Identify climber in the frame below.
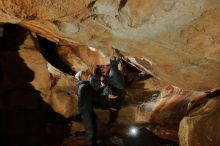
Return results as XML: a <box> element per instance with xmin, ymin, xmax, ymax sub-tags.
<box><xmin>108</xmin><ymin>56</ymin><xmax>125</xmax><ymax>91</ymax></box>
<box><xmin>88</xmin><ymin>65</ymin><xmax>102</xmax><ymax>91</ymax></box>
<box><xmin>75</xmin><ymin>70</ymin><xmax>100</xmax><ymax>146</ymax></box>
<box><xmin>77</xmin><ymin>56</ymin><xmax>124</xmax><ymax>125</ymax></box>
<box><xmin>107</xmin><ymin>56</ymin><xmax>125</xmax><ymax>124</ymax></box>
<box><xmin>96</xmin><ymin>56</ymin><xmax>125</xmax><ymax>124</ymax></box>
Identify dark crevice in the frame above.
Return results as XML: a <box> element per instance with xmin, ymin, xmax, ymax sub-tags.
<box><xmin>37</xmin><ymin>35</ymin><xmax>75</xmax><ymax>76</ymax></box>
<box><xmin>88</xmin><ymin>0</ymin><xmax>96</xmax><ymax>9</ymax></box>
<box><xmin>122</xmin><ymin>59</ymin><xmax>141</xmax><ymax>73</ymax></box>
<box><xmin>118</xmin><ymin>0</ymin><xmax>127</xmax><ymax>11</ymax></box>
<box><xmin>205</xmin><ymin>90</ymin><xmax>220</xmax><ymax>98</ymax></box>
<box><xmin>1</xmin><ymin>23</ymin><xmax>28</xmax><ymax>52</ymax></box>
<box><xmin>122</xmin><ymin>59</ymin><xmax>152</xmax><ymax>84</ymax></box>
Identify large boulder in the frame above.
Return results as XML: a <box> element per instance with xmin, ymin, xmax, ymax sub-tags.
<box><xmin>148</xmin><ymin>86</ymin><xmax>205</xmax><ymax>123</ymax></box>
<box><xmin>0</xmin><ymin>29</ymin><xmax>77</xmax><ymax>117</ymax></box>
<box><xmin>179</xmin><ymin>93</ymin><xmax>220</xmax><ymax>146</ymax></box>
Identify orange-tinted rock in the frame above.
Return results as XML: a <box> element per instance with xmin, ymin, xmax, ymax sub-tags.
<box><xmin>57</xmin><ymin>45</ymin><xmax>110</xmax><ymax>72</ymax></box>
<box><xmin>0</xmin><ymin>31</ymin><xmax>77</xmax><ymax>117</ymax></box>
<box><xmin>148</xmin><ymin>86</ymin><xmax>206</xmax><ymax>124</ymax></box>
<box><xmin>0</xmin><ymin>1</ymin><xmax>220</xmax><ymax>145</ymax></box>
<box><xmin>179</xmin><ymin>94</ymin><xmax>220</xmax><ymax>146</ymax></box>
<box><xmin>0</xmin><ymin>0</ymin><xmax>219</xmax><ymax>90</ymax></box>
<box><xmin>48</xmin><ymin>74</ymin><xmax>77</xmax><ymax>118</ymax></box>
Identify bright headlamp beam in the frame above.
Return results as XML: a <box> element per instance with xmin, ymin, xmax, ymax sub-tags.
<box><xmin>129</xmin><ymin>126</ymin><xmax>138</xmax><ymax>136</ymax></box>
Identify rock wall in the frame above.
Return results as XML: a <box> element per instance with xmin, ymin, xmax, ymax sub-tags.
<box><xmin>0</xmin><ymin>1</ymin><xmax>220</xmax><ymax>146</ymax></box>
<box><xmin>19</xmin><ymin>37</ymin><xmax>77</xmax><ymax>118</ymax></box>
<box><xmin>138</xmin><ymin>86</ymin><xmax>220</xmax><ymax>145</ymax></box>
<box><xmin>0</xmin><ymin>25</ymin><xmax>77</xmax><ymax>118</ymax></box>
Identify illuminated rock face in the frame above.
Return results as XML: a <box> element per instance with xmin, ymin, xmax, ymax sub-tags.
<box><xmin>0</xmin><ymin>32</ymin><xmax>77</xmax><ymax>118</ymax></box>
<box><xmin>140</xmin><ymin>86</ymin><xmax>220</xmax><ymax>144</ymax></box>
<box><xmin>0</xmin><ymin>0</ymin><xmax>219</xmax><ymax>91</ymax></box>
<box><xmin>179</xmin><ymin>94</ymin><xmax>220</xmax><ymax>146</ymax></box>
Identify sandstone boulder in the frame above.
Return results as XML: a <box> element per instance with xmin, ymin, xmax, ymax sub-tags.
<box><xmin>179</xmin><ymin>93</ymin><xmax>220</xmax><ymax>146</ymax></box>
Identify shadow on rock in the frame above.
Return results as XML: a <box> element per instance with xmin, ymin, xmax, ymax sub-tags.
<box><xmin>0</xmin><ymin>23</ymin><xmax>71</xmax><ymax>146</ymax></box>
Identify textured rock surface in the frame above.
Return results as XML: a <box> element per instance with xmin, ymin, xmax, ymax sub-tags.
<box><xmin>148</xmin><ymin>86</ymin><xmax>206</xmax><ymax>124</ymax></box>
<box><xmin>179</xmin><ymin>93</ymin><xmax>220</xmax><ymax>146</ymax></box>
<box><xmin>0</xmin><ymin>0</ymin><xmax>219</xmax><ymax>91</ymax></box>
<box><xmin>56</xmin><ymin>45</ymin><xmax>110</xmax><ymax>72</ymax></box>
<box><xmin>0</xmin><ymin>1</ymin><xmax>220</xmax><ymax>146</ymax></box>
<box><xmin>139</xmin><ymin>86</ymin><xmax>220</xmax><ymax>145</ymax></box>
<box><xmin>19</xmin><ymin>39</ymin><xmax>77</xmax><ymax>118</ymax></box>
<box><xmin>0</xmin><ymin>30</ymin><xmax>77</xmax><ymax>118</ymax></box>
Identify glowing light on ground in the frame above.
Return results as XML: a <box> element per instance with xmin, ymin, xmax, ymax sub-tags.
<box><xmin>129</xmin><ymin>126</ymin><xmax>138</xmax><ymax>136</ymax></box>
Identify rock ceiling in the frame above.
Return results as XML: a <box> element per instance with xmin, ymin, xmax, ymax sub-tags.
<box><xmin>0</xmin><ymin>0</ymin><xmax>220</xmax><ymax>91</ymax></box>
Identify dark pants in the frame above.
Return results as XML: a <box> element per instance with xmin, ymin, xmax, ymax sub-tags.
<box><xmin>95</xmin><ymin>95</ymin><xmax>123</xmax><ymax>110</ymax></box>
<box><xmin>94</xmin><ymin>95</ymin><xmax>122</xmax><ymax>124</ymax></box>
<box><xmin>108</xmin><ymin>109</ymin><xmax>119</xmax><ymax>124</ymax></box>
<box><xmin>80</xmin><ymin>111</ymin><xmax>99</xmax><ymax>146</ymax></box>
